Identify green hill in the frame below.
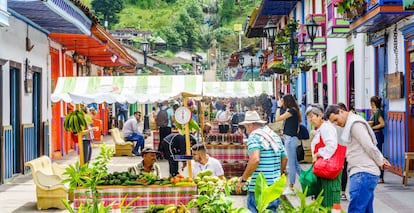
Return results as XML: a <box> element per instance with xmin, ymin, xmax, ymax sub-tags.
<box><xmin>83</xmin><ymin>0</ymin><xmax>260</xmax><ymax>54</ymax></box>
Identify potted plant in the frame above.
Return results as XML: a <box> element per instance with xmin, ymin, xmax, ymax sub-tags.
<box><xmin>60</xmin><ymin>144</ymin><xmax>141</xmax><ymax>213</ymax></box>
<box><xmin>337</xmin><ymin>0</ymin><xmax>367</xmax><ymax>19</ymax></box>
<box><xmin>268</xmin><ymin>62</ymin><xmax>287</xmax><ymax>74</ymax></box>
<box><xmin>298</xmin><ymin>60</ymin><xmax>312</xmax><ymax>72</ymax></box>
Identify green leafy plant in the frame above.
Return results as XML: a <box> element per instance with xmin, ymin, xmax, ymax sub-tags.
<box><xmin>255</xmin><ymin>173</ymin><xmax>286</xmax><ymax>213</ymax></box>
<box><xmin>61</xmin><ymin>144</ymin><xmax>128</xmax><ymax>213</ymax></box>
<box><xmin>278</xmin><ymin>188</ymin><xmax>328</xmax><ymax>213</ymax></box>
<box><xmin>187</xmin><ymin>177</ymin><xmax>249</xmax><ymax>213</ymax></box>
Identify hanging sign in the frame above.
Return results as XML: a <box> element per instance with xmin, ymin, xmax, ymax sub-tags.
<box><xmin>386</xmin><ymin>72</ymin><xmax>404</xmax><ymax>99</ymax></box>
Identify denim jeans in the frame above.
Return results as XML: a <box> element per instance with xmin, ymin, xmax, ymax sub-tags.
<box><xmin>125</xmin><ymin>133</ymin><xmax>145</xmax><ymax>153</ymax></box>
<box><xmin>284</xmin><ymin>135</ymin><xmax>301</xmax><ymax>185</ymax></box>
<box><xmin>348</xmin><ymin>172</ymin><xmax>379</xmax><ymax>213</ymax></box>
<box><xmin>247</xmin><ymin>192</ymin><xmax>280</xmax><ymax>213</ymax></box>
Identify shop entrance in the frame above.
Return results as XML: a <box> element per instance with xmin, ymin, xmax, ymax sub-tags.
<box><xmin>407</xmin><ymin>52</ymin><xmax>414</xmax><ymax>152</ymax></box>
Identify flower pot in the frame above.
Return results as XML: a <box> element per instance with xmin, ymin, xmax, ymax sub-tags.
<box><xmin>357</xmin><ymin>3</ymin><xmax>367</xmax><ymax>15</ymax></box>
<box><xmin>300</xmin><ymin>65</ymin><xmax>312</xmax><ymax>72</ymax></box>
<box><xmin>268</xmin><ymin>67</ymin><xmax>287</xmax><ymax>74</ymax></box>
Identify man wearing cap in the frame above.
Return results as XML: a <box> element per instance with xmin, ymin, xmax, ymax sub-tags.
<box><xmin>235</xmin><ymin>111</ymin><xmax>287</xmax><ymax>213</ymax></box>
<box><xmin>128</xmin><ymin>147</ymin><xmax>161</xmax><ymax>179</ymax></box>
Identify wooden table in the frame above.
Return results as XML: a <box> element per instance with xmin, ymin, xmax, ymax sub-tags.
<box><xmin>74</xmin><ymin>185</ymin><xmax>197</xmax><ymax>212</ymax></box>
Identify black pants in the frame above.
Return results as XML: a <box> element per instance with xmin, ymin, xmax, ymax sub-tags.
<box><xmin>341</xmin><ymin>159</ymin><xmax>348</xmax><ymax>192</ymax></box>
<box><xmin>375</xmin><ymin>131</ymin><xmax>385</xmax><ymax>179</ymax></box>
<box><xmin>82</xmin><ymin>140</ymin><xmax>92</xmax><ymax>164</ymax></box>
<box><xmin>158</xmin><ymin>126</ymin><xmax>172</xmax><ymax>158</ymax></box>
<box><xmin>218</xmin><ymin>124</ymin><xmax>229</xmax><ymax>133</ymax></box>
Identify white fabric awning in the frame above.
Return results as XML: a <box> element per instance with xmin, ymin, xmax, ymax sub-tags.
<box><xmin>51</xmin><ymin>75</ymin><xmax>203</xmax><ymax>104</ymax></box>
<box><xmin>203</xmin><ymin>81</ymin><xmax>273</xmax><ymax>98</ymax></box>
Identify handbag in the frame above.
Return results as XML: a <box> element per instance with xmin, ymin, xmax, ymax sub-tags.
<box><xmin>297</xmin><ymin>124</ymin><xmax>310</xmax><ymax>140</ymax></box>
<box><xmin>296</xmin><ymin>141</ymin><xmax>305</xmax><ymax>162</ymax></box>
<box><xmin>299</xmin><ymin>164</ymin><xmax>318</xmax><ymax>196</ymax></box>
<box><xmin>313</xmin><ymin>136</ymin><xmax>347</xmax><ymax>180</ymax></box>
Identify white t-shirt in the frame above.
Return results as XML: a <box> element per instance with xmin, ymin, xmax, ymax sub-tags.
<box><xmin>192</xmin><ymin>156</ymin><xmax>224</xmax><ymax>178</ymax></box>
<box><xmin>216</xmin><ymin>110</ymin><xmax>230</xmax><ymax>124</ymax></box>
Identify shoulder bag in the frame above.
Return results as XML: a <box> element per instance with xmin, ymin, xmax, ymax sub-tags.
<box><xmin>313</xmin><ymin>136</ymin><xmax>347</xmax><ymax>180</ymax></box>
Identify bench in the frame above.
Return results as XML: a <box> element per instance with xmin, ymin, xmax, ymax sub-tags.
<box><xmin>109</xmin><ymin>128</ymin><xmax>134</xmax><ymax>156</ymax></box>
<box><xmin>25</xmin><ymin>156</ymin><xmax>70</xmax><ymax>210</ymax></box>
<box><xmin>403</xmin><ymin>152</ymin><xmax>414</xmax><ymax>186</ymax></box>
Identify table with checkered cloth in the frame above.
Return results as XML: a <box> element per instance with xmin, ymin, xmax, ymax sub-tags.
<box><xmin>206</xmin><ymin>144</ymin><xmax>248</xmax><ymax>162</ymax></box>
<box><xmin>206</xmin><ymin>144</ymin><xmax>248</xmax><ymax>178</ymax></box>
<box><xmin>74</xmin><ymin>185</ymin><xmax>197</xmax><ymax>212</ymax></box>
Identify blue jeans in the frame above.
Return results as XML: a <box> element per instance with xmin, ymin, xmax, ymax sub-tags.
<box><xmin>247</xmin><ymin>192</ymin><xmax>280</xmax><ymax>213</ymax></box>
<box><xmin>348</xmin><ymin>172</ymin><xmax>379</xmax><ymax>213</ymax></box>
<box><xmin>284</xmin><ymin>135</ymin><xmax>301</xmax><ymax>185</ymax></box>
<box><xmin>125</xmin><ymin>133</ymin><xmax>145</xmax><ymax>153</ymax></box>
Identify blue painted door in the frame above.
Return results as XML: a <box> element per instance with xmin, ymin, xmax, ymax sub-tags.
<box><xmin>33</xmin><ymin>72</ymin><xmax>41</xmax><ymax>156</ymax></box>
<box><xmin>377</xmin><ymin>45</ymin><xmax>389</xmax><ymax>156</ymax></box>
<box><xmin>10</xmin><ymin>67</ymin><xmax>21</xmax><ymax>174</ymax></box>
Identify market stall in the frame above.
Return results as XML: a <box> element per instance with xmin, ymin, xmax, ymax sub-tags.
<box><xmin>202</xmin><ymin>80</ymin><xmax>273</xmax><ymax>178</ymax></box>
<box><xmin>73</xmin><ymin>185</ymin><xmax>197</xmax><ymax>212</ymax></box>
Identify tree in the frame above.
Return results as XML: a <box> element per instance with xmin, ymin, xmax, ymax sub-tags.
<box><xmin>91</xmin><ymin>0</ymin><xmax>124</xmax><ymax>29</ymax></box>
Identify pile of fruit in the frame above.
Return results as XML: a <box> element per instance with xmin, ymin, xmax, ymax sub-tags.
<box><xmin>226</xmin><ymin>177</ymin><xmax>248</xmax><ymax>195</ymax></box>
<box><xmin>193</xmin><ymin>170</ymin><xmax>222</xmax><ymax>192</ymax></box>
<box><xmin>63</xmin><ymin>110</ymin><xmax>89</xmax><ymax>133</ymax></box>
<box><xmin>98</xmin><ymin>171</ymin><xmax>197</xmax><ymax>186</ymax></box>
<box><xmin>169</xmin><ymin>174</ymin><xmax>194</xmax><ymax>186</ymax></box>
<box><xmin>144</xmin><ymin>203</ymin><xmax>190</xmax><ymax>213</ymax></box>
<box><xmin>99</xmin><ymin>172</ymin><xmax>170</xmax><ymax>186</ymax></box>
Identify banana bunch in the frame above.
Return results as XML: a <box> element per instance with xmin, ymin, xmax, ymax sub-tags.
<box><xmin>164</xmin><ymin>204</ymin><xmax>190</xmax><ymax>213</ymax></box>
<box><xmin>63</xmin><ymin>110</ymin><xmax>88</xmax><ymax>133</ymax></box>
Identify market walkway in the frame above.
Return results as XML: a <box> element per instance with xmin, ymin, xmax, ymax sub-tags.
<box><xmin>0</xmin><ymin>134</ymin><xmax>413</xmax><ymax>212</ymax></box>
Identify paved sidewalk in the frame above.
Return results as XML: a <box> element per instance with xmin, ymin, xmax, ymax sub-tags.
<box><xmin>0</xmin><ymin>135</ymin><xmax>413</xmax><ymax>212</ymax></box>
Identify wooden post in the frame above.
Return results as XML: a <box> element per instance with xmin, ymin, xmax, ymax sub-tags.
<box><xmin>78</xmin><ymin>132</ymin><xmax>84</xmax><ymax>166</ymax></box>
<box><xmin>182</xmin><ymin>96</ymin><xmax>192</xmax><ymax>179</ymax></box>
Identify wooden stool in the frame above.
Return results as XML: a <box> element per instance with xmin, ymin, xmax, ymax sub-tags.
<box><xmin>403</xmin><ymin>152</ymin><xmax>414</xmax><ymax>186</ymax></box>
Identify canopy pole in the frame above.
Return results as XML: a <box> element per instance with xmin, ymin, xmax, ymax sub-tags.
<box><xmin>182</xmin><ymin>96</ymin><xmax>192</xmax><ymax>179</ymax></box>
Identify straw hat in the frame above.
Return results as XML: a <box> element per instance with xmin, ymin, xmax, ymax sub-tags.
<box><xmin>239</xmin><ymin>111</ymin><xmax>267</xmax><ymax>125</ymax></box>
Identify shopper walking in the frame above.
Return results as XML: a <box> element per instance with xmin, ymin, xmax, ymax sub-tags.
<box><xmin>369</xmin><ymin>96</ymin><xmax>386</xmax><ymax>183</ymax></box>
<box><xmin>236</xmin><ymin>111</ymin><xmax>287</xmax><ymax>213</ymax></box>
<box><xmin>325</xmin><ymin>104</ymin><xmax>391</xmax><ymax>213</ymax></box>
<box><xmin>275</xmin><ymin>94</ymin><xmax>301</xmax><ymax>195</ymax></box>
<box><xmin>306</xmin><ymin>104</ymin><xmax>341</xmax><ymax>208</ymax></box>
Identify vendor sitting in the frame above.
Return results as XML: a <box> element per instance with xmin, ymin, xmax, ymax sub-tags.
<box><xmin>128</xmin><ymin>148</ymin><xmax>161</xmax><ymax>179</ymax></box>
<box><xmin>191</xmin><ymin>144</ymin><xmax>224</xmax><ymax>179</ymax></box>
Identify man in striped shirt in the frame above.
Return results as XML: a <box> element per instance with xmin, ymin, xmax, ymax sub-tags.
<box><xmin>236</xmin><ymin>111</ymin><xmax>287</xmax><ymax>213</ymax></box>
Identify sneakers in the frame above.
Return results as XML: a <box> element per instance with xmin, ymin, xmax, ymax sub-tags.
<box><xmin>132</xmin><ymin>150</ymin><xmax>141</xmax><ymax>156</ymax></box>
<box><xmin>283</xmin><ymin>188</ymin><xmax>295</xmax><ymax>195</ymax></box>
<box><xmin>341</xmin><ymin>194</ymin><xmax>347</xmax><ymax>201</ymax></box>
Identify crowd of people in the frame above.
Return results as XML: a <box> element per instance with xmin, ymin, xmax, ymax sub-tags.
<box><xmin>100</xmin><ymin>93</ymin><xmax>389</xmax><ymax>213</ymax></box>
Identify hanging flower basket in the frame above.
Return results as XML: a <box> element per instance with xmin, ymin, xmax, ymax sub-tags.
<box><xmin>268</xmin><ymin>67</ymin><xmax>287</xmax><ymax>74</ymax></box>
<box><xmin>300</xmin><ymin>65</ymin><xmax>312</xmax><ymax>72</ymax></box>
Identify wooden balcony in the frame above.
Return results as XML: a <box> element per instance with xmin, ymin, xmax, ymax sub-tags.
<box><xmin>327</xmin><ymin>1</ymin><xmax>350</xmax><ymax>37</ymax></box>
<box><xmin>348</xmin><ymin>0</ymin><xmax>414</xmax><ymax>33</ymax></box>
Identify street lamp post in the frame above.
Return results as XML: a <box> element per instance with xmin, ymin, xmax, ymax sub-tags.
<box><xmin>250</xmin><ymin>58</ymin><xmax>254</xmax><ymax>81</ymax></box>
<box><xmin>141</xmin><ymin>39</ymin><xmax>150</xmax><ymax>133</ymax></box>
<box><xmin>264</xmin><ymin>19</ymin><xmax>318</xmax><ymax>65</ymax></box>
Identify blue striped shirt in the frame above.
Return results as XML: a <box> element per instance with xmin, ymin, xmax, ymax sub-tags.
<box><xmin>247</xmin><ymin>126</ymin><xmax>286</xmax><ymax>192</ymax></box>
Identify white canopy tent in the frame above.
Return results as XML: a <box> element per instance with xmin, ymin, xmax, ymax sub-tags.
<box><xmin>202</xmin><ymin>81</ymin><xmax>273</xmax><ymax>98</ymax></box>
<box><xmin>51</xmin><ymin>75</ymin><xmax>203</xmax><ymax>104</ymax></box>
